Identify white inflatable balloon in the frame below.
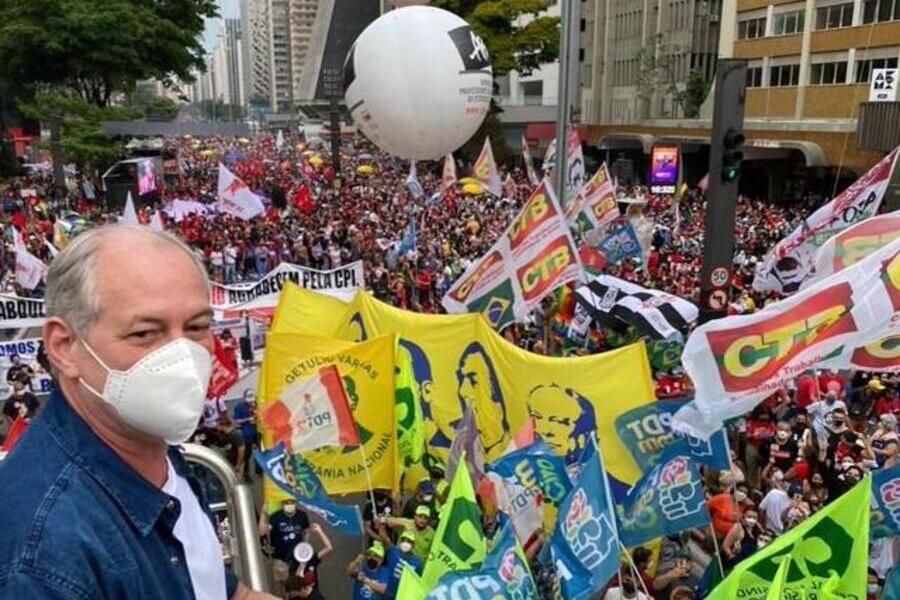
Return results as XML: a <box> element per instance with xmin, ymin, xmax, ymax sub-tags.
<box><xmin>344</xmin><ymin>6</ymin><xmax>492</xmax><ymax>160</ymax></box>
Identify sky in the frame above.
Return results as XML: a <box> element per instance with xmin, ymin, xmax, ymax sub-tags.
<box><xmin>203</xmin><ymin>0</ymin><xmax>240</xmax><ymax>52</ymax></box>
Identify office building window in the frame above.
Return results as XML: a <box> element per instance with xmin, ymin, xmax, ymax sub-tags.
<box><xmin>773</xmin><ymin>10</ymin><xmax>805</xmax><ymax>34</ymax></box>
<box><xmin>810</xmin><ymin>61</ymin><xmax>848</xmax><ymax>84</ymax></box>
<box><xmin>737</xmin><ymin>16</ymin><xmax>767</xmax><ymax>39</ymax></box>
<box><xmin>746</xmin><ymin>66</ymin><xmax>764</xmax><ymax>87</ymax></box>
<box><xmin>769</xmin><ymin>63</ymin><xmax>800</xmax><ymax>86</ymax></box>
<box><xmin>856</xmin><ymin>57</ymin><xmax>899</xmax><ymax>82</ymax></box>
<box><xmin>815</xmin><ymin>2</ymin><xmax>854</xmax><ymax>28</ymax></box>
<box><xmin>862</xmin><ymin>0</ymin><xmax>900</xmax><ymax>21</ymax></box>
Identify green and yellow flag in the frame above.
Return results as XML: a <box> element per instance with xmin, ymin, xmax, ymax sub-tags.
<box><xmin>708</xmin><ymin>476</ymin><xmax>872</xmax><ymax>600</ymax></box>
<box><xmin>396</xmin><ymin>564</ymin><xmax>429</xmax><ymax>600</ymax></box>
<box><xmin>422</xmin><ymin>457</ymin><xmax>486</xmax><ymax>587</ymax></box>
<box><xmin>395</xmin><ymin>340</ymin><xmax>425</xmax><ymax>468</ymax></box>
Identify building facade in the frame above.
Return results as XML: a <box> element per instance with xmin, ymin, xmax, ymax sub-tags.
<box><xmin>269</xmin><ymin>0</ymin><xmax>295</xmax><ymax>112</ymax></box>
<box><xmin>240</xmin><ymin>0</ymin><xmax>273</xmax><ymax>107</ymax></box>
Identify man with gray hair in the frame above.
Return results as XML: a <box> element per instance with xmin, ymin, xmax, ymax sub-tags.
<box><xmin>0</xmin><ymin>225</ymin><xmax>276</xmax><ymax>600</ymax></box>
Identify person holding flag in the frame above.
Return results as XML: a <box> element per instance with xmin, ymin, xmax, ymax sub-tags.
<box><xmin>382</xmin><ymin>504</ymin><xmax>436</xmax><ymax>563</ymax></box>
<box><xmin>348</xmin><ymin>540</ymin><xmax>391</xmax><ymax>600</ymax></box>
<box><xmin>380</xmin><ymin>529</ymin><xmax>424</xmax><ymax>599</ymax></box>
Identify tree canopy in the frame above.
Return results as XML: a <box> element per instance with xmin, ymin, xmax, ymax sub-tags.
<box><xmin>0</xmin><ymin>0</ymin><xmax>217</xmax><ymax>106</ymax></box>
<box><xmin>432</xmin><ymin>0</ymin><xmax>560</xmax><ymax>76</ymax></box>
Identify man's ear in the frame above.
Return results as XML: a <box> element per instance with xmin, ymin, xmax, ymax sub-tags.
<box><xmin>43</xmin><ymin>317</ymin><xmax>80</xmax><ymax>379</ymax></box>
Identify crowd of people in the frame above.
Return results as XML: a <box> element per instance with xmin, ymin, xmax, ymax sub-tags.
<box><xmin>0</xmin><ymin>131</ymin><xmax>897</xmax><ymax>600</ymax></box>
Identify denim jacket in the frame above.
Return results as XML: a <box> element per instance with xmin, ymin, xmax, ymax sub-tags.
<box><xmin>0</xmin><ymin>387</ymin><xmax>239</xmax><ymax>599</ymax></box>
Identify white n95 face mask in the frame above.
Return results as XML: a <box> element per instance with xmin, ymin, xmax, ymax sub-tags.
<box><xmin>80</xmin><ymin>338</ymin><xmax>213</xmax><ymax>444</ymax></box>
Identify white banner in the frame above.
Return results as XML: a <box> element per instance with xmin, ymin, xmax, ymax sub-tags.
<box><xmin>675</xmin><ymin>235</ymin><xmax>900</xmax><ymax>437</ymax></box>
<box><xmin>0</xmin><ymin>338</ymin><xmax>52</xmax><ymax>397</ymax></box>
<box><xmin>217</xmin><ymin>163</ymin><xmax>265</xmax><ymax>220</ymax></box>
<box><xmin>753</xmin><ymin>148</ymin><xmax>898</xmax><ymax>295</ymax></box>
<box><xmin>209</xmin><ymin>261</ymin><xmax>364</xmax><ymax>310</ymax></box>
<box><xmin>0</xmin><ymin>293</ymin><xmax>47</xmax><ymax>329</ymax></box>
<box><xmin>441</xmin><ymin>181</ymin><xmax>582</xmax><ymax>328</ymax></box>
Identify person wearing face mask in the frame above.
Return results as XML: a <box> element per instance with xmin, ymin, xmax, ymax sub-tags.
<box><xmin>807</xmin><ymin>389</ymin><xmax>847</xmax><ymax>455</ymax></box>
<box><xmin>348</xmin><ymin>541</ymin><xmax>390</xmax><ymax>600</ymax></box>
<box><xmin>382</xmin><ymin>505</ymin><xmax>435</xmax><ymax>562</ymax></box>
<box><xmin>401</xmin><ymin>480</ymin><xmax>436</xmax><ymax>519</ymax></box>
<box><xmin>0</xmin><ymin>226</ymin><xmax>277</xmax><ymax>600</ymax></box>
<box><xmin>262</xmin><ymin>499</ymin><xmax>311</xmax><ymax>586</ymax></box>
<box><xmin>380</xmin><ymin>530</ymin><xmax>423</xmax><ymax>600</ymax></box>
<box><xmin>289</xmin><ymin>525</ymin><xmax>331</xmax><ymax>596</ymax></box>
<box><xmin>803</xmin><ymin>471</ymin><xmax>830</xmax><ymax>504</ymax></box>
<box><xmin>869</xmin><ymin>413</ymin><xmax>899</xmax><ymax>469</ymax></box>
<box><xmin>759</xmin><ymin>470</ymin><xmax>791</xmax><ymax>534</ymax></box>
<box><xmin>723</xmin><ymin>507</ymin><xmax>764</xmax><ymax>568</ymax></box>
<box><xmin>762</xmin><ymin>422</ymin><xmax>797</xmax><ymax>480</ymax></box>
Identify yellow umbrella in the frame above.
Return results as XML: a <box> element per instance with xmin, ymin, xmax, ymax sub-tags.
<box><xmin>356</xmin><ymin>164</ymin><xmax>376</xmax><ymax>175</ymax></box>
<box><xmin>458</xmin><ymin>177</ymin><xmax>479</xmax><ymax>186</ymax></box>
<box><xmin>308</xmin><ymin>155</ymin><xmax>324</xmax><ymax>167</ymax></box>
<box><xmin>200</xmin><ymin>149</ymin><xmax>215</xmax><ymax>157</ymax></box>
<box><xmin>462</xmin><ymin>182</ymin><xmax>484</xmax><ymax>195</ymax></box>
<box><xmin>238</xmin><ymin>137</ymin><xmax>250</xmax><ymax>144</ymax></box>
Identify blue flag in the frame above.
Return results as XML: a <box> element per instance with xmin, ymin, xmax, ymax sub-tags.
<box><xmin>255</xmin><ymin>444</ymin><xmax>364</xmax><ymax>536</ymax></box>
<box><xmin>615</xmin><ymin>399</ymin><xmax>731</xmax><ymax>471</ymax></box>
<box><xmin>872</xmin><ymin>463</ymin><xmax>900</xmax><ymax>539</ymax></box>
<box><xmin>425</xmin><ymin>524</ymin><xmax>538</xmax><ymax>599</ymax></box>
<box><xmin>617</xmin><ymin>444</ymin><xmax>710</xmax><ymax>548</ymax></box>
<box><xmin>549</xmin><ymin>437</ymin><xmax>620</xmax><ymax>600</ymax></box>
<box><xmin>488</xmin><ymin>440</ymin><xmax>573</xmax><ymax>509</ymax></box>
<box><xmin>598</xmin><ymin>222</ymin><xmax>642</xmax><ymax>264</ymax></box>
<box><xmin>398</xmin><ymin>221</ymin><xmax>417</xmax><ymax>256</ymax></box>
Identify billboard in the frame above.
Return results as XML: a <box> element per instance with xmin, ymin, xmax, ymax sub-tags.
<box><xmin>650</xmin><ymin>146</ymin><xmax>679</xmax><ymax>194</ymax></box>
<box><xmin>137</xmin><ymin>158</ymin><xmax>157</xmax><ymax>196</ymax></box>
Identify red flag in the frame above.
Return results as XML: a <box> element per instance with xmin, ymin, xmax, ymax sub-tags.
<box><xmin>261</xmin><ymin>365</ymin><xmax>360</xmax><ymax>453</ymax></box>
<box><xmin>207</xmin><ymin>336</ymin><xmax>239</xmax><ymax>398</ymax></box>
<box><xmin>578</xmin><ymin>244</ymin><xmax>608</xmax><ymax>273</ymax></box>
<box><xmin>1</xmin><ymin>416</ymin><xmax>27</xmax><ymax>453</ymax></box>
<box><xmin>293</xmin><ymin>185</ymin><xmax>315</xmax><ymax>215</ymax></box>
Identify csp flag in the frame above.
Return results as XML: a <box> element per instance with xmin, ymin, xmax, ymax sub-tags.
<box><xmin>616</xmin><ymin>444</ymin><xmax>710</xmax><ymax>548</ymax></box>
<box><xmin>473</xmin><ymin>138</ymin><xmax>501</xmax><ymax>197</ymax></box>
<box><xmin>270</xmin><ymin>285</ymin><xmax>657</xmax><ymax>491</ymax></box>
<box><xmin>442</xmin><ymin>180</ymin><xmax>582</xmax><ymax>329</ymax></box>
<box><xmin>549</xmin><ymin>437</ymin><xmax>620</xmax><ymax>600</ymax></box>
<box><xmin>425</xmin><ymin>524</ymin><xmax>538</xmax><ymax>600</ymax></box>
<box><xmin>217</xmin><ymin>163</ymin><xmax>265</xmax><ymax>220</ymax></box>
<box><xmin>423</xmin><ymin>458</ymin><xmax>486</xmax><ymax>587</ymax></box>
<box><xmin>615</xmin><ymin>399</ymin><xmax>731</xmax><ymax>472</ymax></box>
<box><xmin>706</xmin><ymin>476</ymin><xmax>871</xmax><ymax>600</ymax></box>
<box><xmin>261</xmin><ymin>364</ymin><xmax>359</xmax><ymax>454</ymax></box>
<box><xmin>753</xmin><ymin>147</ymin><xmax>898</xmax><ymax>295</ymax></box>
<box><xmin>674</xmin><ymin>234</ymin><xmax>900</xmax><ymax>438</ymax></box>
<box><xmin>566</xmin><ymin>163</ymin><xmax>618</xmax><ymax>237</ymax></box>
<box><xmin>254</xmin><ymin>444</ymin><xmax>364</xmax><ymax>536</ymax></box>
<box><xmin>871</xmin><ymin>463</ymin><xmax>900</xmax><ymax>539</ymax></box>
<box><xmin>259</xmin><ymin>333</ymin><xmax>398</xmax><ymax>496</ymax></box>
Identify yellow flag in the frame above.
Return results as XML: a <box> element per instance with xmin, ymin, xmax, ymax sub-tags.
<box><xmin>259</xmin><ymin>332</ymin><xmax>399</xmax><ymax>505</ymax></box>
<box><xmin>396</xmin><ymin>564</ymin><xmax>429</xmax><ymax>600</ymax></box>
<box><xmin>270</xmin><ymin>284</ymin><xmax>656</xmax><ymax>486</ymax></box>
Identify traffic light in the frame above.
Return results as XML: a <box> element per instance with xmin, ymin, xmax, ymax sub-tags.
<box><xmin>721</xmin><ymin>127</ymin><xmax>745</xmax><ymax>183</ymax></box>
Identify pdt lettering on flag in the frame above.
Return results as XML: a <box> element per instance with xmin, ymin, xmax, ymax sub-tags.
<box><xmin>217</xmin><ymin>163</ymin><xmax>265</xmax><ymax>220</ymax></box>
<box><xmin>261</xmin><ymin>364</ymin><xmax>360</xmax><ymax>454</ymax></box>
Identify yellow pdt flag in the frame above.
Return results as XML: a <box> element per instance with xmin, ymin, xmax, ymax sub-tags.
<box><xmin>259</xmin><ymin>333</ymin><xmax>399</xmax><ymax>496</ymax></box>
<box><xmin>707</xmin><ymin>476</ymin><xmax>871</xmax><ymax>600</ymax></box>
<box><xmin>422</xmin><ymin>458</ymin><xmax>486</xmax><ymax>587</ymax></box>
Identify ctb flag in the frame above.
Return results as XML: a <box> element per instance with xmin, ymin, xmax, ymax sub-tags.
<box><xmin>473</xmin><ymin>137</ymin><xmax>501</xmax><ymax>197</ymax></box>
<box><xmin>261</xmin><ymin>364</ymin><xmax>359</xmax><ymax>453</ymax></box>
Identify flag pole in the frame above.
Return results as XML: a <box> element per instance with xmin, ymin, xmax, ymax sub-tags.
<box><xmin>356</xmin><ymin>443</ymin><xmax>380</xmax><ymax>523</ymax></box>
<box><xmin>708</xmin><ymin>522</ymin><xmax>726</xmax><ymax>581</ymax></box>
<box><xmin>619</xmin><ymin>542</ymin><xmax>653</xmax><ymax>600</ymax></box>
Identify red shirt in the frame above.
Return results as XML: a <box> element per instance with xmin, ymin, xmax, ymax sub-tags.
<box><xmin>795</xmin><ymin>374</ymin><xmax>818</xmax><ymax>409</ymax></box>
<box><xmin>747</xmin><ymin>420</ymin><xmax>776</xmax><ymax>448</ymax></box>
<box><xmin>818</xmin><ymin>372</ymin><xmax>846</xmax><ymax>394</ymax></box>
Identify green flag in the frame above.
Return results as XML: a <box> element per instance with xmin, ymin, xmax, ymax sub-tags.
<box><xmin>422</xmin><ymin>456</ymin><xmax>486</xmax><ymax>587</ymax></box>
<box><xmin>397</xmin><ymin>564</ymin><xmax>429</xmax><ymax>600</ymax></box>
<box><xmin>708</xmin><ymin>476</ymin><xmax>872</xmax><ymax>600</ymax></box>
<box><xmin>395</xmin><ymin>342</ymin><xmax>425</xmax><ymax>466</ymax></box>
<box><xmin>764</xmin><ymin>556</ymin><xmax>789</xmax><ymax>600</ymax></box>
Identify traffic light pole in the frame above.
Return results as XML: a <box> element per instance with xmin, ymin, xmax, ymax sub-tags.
<box><xmin>698</xmin><ymin>59</ymin><xmax>747</xmax><ymax>324</ymax></box>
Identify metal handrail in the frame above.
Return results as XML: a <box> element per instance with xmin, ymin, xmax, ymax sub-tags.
<box><xmin>181</xmin><ymin>443</ymin><xmax>270</xmax><ymax>593</ymax></box>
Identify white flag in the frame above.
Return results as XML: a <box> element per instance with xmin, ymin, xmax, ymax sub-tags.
<box><xmin>441</xmin><ymin>153</ymin><xmax>458</xmax><ymax>192</ymax></box>
<box><xmin>473</xmin><ymin>138</ymin><xmax>502</xmax><ymax>197</ymax></box>
<box><xmin>121</xmin><ymin>191</ymin><xmax>139</xmax><ymax>225</ymax></box>
<box><xmin>217</xmin><ymin>164</ymin><xmax>265</xmax><ymax>220</ymax></box>
<box><xmin>15</xmin><ymin>242</ymin><xmax>48</xmax><ymax>290</ymax></box>
<box><xmin>406</xmin><ymin>160</ymin><xmax>424</xmax><ymax>199</ymax></box>
<box><xmin>149</xmin><ymin>211</ymin><xmax>165</xmax><ymax>232</ymax></box>
<box><xmin>43</xmin><ymin>238</ymin><xmax>58</xmax><ymax>257</ymax></box>
<box><xmin>276</xmin><ymin>129</ymin><xmax>284</xmax><ymax>150</ymax></box>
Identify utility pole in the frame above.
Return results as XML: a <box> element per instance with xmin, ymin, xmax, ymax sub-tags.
<box><xmin>553</xmin><ymin>0</ymin><xmax>575</xmax><ymax>205</ymax></box>
<box><xmin>49</xmin><ymin>115</ymin><xmax>67</xmax><ymax>200</ymax></box>
<box><xmin>323</xmin><ymin>67</ymin><xmax>342</xmax><ymax>178</ymax></box>
<box><xmin>698</xmin><ymin>59</ymin><xmax>747</xmax><ymax>324</ymax></box>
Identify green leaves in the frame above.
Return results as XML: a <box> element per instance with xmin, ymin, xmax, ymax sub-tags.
<box><xmin>433</xmin><ymin>0</ymin><xmax>560</xmax><ymax>76</ymax></box>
